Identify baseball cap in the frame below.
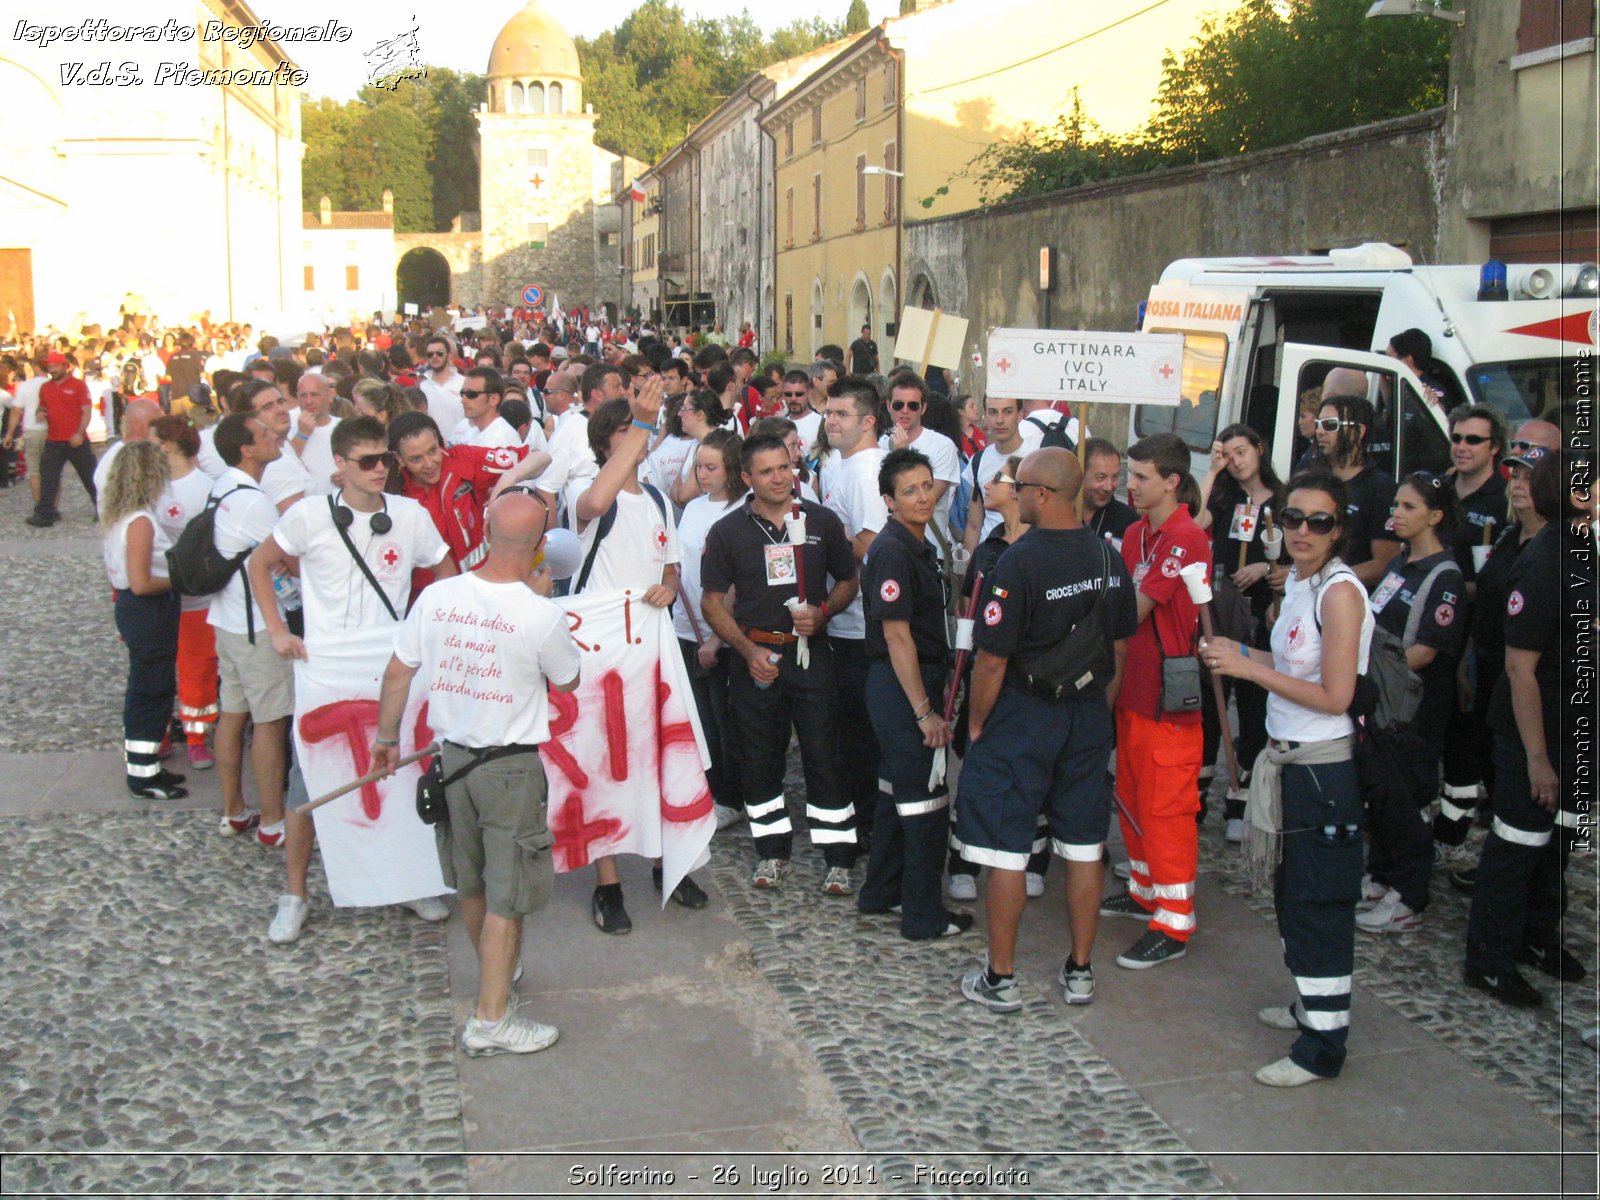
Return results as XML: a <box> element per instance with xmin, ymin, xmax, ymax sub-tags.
<box><xmin>45</xmin><ymin>351</ymin><xmax>68</xmax><ymax>365</ymax></box>
<box><xmin>549</xmin><ymin>345</ymin><xmax>568</xmax><ymax>360</ymax></box>
<box><xmin>1504</xmin><ymin>444</ymin><xmax>1551</xmax><ymax>471</ymax></box>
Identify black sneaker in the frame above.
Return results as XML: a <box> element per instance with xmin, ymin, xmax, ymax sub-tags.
<box><xmin>591</xmin><ymin>884</ymin><xmax>632</xmax><ymax>935</ymax></box>
<box><xmin>1099</xmin><ymin>891</ymin><xmax>1150</xmax><ymax>919</ymax></box>
<box><xmin>1116</xmin><ymin>929</ymin><xmax>1187</xmax><ymax>970</ymax></box>
<box><xmin>939</xmin><ymin>911</ymin><xmax>975</xmax><ymax>937</ymax></box>
<box><xmin>652</xmin><ymin>866</ymin><xmax>709</xmax><ymax>909</ymax></box>
<box><xmin>1518</xmin><ymin>943</ymin><xmax>1588</xmax><ymax>983</ymax></box>
<box><xmin>25</xmin><ymin>514</ymin><xmax>58</xmax><ymax>528</ymax></box>
<box><xmin>128</xmin><ymin>769</ymin><xmax>189</xmax><ymax>800</ymax></box>
<box><xmin>1447</xmin><ymin>866</ymin><xmax>1477</xmax><ymax>894</ymax></box>
<box><xmin>1463</xmin><ymin>963</ymin><xmax>1543</xmax><ymax>1007</ymax></box>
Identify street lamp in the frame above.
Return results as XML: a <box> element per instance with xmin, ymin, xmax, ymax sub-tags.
<box><xmin>860</xmin><ymin>165</ymin><xmax>905</xmax><ymax>177</ymax></box>
<box><xmin>1364</xmin><ymin>1</ymin><xmax>1464</xmax><ymax>25</ymax></box>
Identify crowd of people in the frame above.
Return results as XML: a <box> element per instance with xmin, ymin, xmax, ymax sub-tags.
<box><xmin>3</xmin><ymin>304</ymin><xmax>1591</xmax><ymax>1069</ymax></box>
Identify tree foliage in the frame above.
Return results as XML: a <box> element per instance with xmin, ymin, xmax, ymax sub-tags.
<box><xmin>299</xmin><ymin>68</ymin><xmax>482</xmax><ymax>233</ymax></box>
<box><xmin>846</xmin><ymin>0</ymin><xmax>870</xmax><ymax>34</ymax></box>
<box><xmin>576</xmin><ymin>1</ymin><xmax>849</xmax><ymax>162</ymax></box>
<box><xmin>970</xmin><ymin>0</ymin><xmax>1452</xmax><ymax>204</ymax></box>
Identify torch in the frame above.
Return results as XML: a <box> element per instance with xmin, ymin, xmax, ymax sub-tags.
<box><xmin>782</xmin><ymin>487</ymin><xmax>811</xmax><ymax>668</ymax></box>
<box><xmin>1260</xmin><ymin>509</ymin><xmax>1283</xmax><ymax>624</ymax></box>
<box><xmin>944</xmin><ymin>567</ymin><xmax>986</xmax><ymax>721</ymax></box>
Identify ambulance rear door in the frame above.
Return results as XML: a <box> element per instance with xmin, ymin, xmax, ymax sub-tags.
<box><xmin>1275</xmin><ymin>345</ymin><xmax>1449</xmax><ymax>483</ymax></box>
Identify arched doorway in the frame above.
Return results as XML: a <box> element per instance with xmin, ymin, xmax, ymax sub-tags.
<box><xmin>909</xmin><ymin>273</ymin><xmax>936</xmax><ymax>310</ymax></box>
<box><xmin>878</xmin><ymin>268</ymin><xmax>898</xmax><ymax>361</ymax></box>
<box><xmin>397</xmin><ymin>247</ymin><xmax>451</xmax><ymax>310</ymax></box>
<box><xmin>810</xmin><ymin>278</ymin><xmax>824</xmax><ymax>357</ymax></box>
<box><xmin>848</xmin><ymin>274</ymin><xmax>872</xmax><ymax>350</ymax></box>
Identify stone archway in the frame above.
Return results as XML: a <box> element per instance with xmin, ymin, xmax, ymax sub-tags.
<box><xmin>847</xmin><ymin>273</ymin><xmax>873</xmax><ymax>349</ymax></box>
<box><xmin>908</xmin><ymin>272</ymin><xmax>937</xmax><ymax>310</ymax></box>
<box><xmin>397</xmin><ymin>246</ymin><xmax>451</xmax><ymax>309</ymax></box>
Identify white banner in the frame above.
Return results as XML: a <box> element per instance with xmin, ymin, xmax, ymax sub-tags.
<box><xmin>293</xmin><ymin>624</ymin><xmax>447</xmax><ymax>908</ymax></box>
<box><xmin>987</xmin><ymin>328</ymin><xmax>1186</xmax><ymax>405</ymax></box>
<box><xmin>545</xmin><ymin>591</ymin><xmax>714</xmax><ymax>903</ymax></box>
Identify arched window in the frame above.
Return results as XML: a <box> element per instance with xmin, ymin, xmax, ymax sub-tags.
<box><xmin>549</xmin><ymin>82</ymin><xmax>564</xmax><ymax>114</ymax></box>
<box><xmin>510</xmin><ymin>81</ymin><xmax>524</xmax><ymax>112</ymax></box>
<box><xmin>528</xmin><ymin>82</ymin><xmax>545</xmax><ymax>114</ymax></box>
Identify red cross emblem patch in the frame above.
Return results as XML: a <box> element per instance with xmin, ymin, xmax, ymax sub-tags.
<box><xmin>1506</xmin><ymin>590</ymin><xmax>1524</xmax><ymax>616</ymax></box>
<box><xmin>654</xmin><ymin>526</ymin><xmax>668</xmax><ymax>551</ymax></box>
<box><xmin>165</xmin><ymin>504</ymin><xmax>182</xmax><ymax>520</ymax></box>
<box><xmin>1434</xmin><ymin>602</ymin><xmax>1454</xmax><ymax>627</ymax></box>
<box><xmin>983</xmin><ymin>599</ymin><xmax>1003</xmax><ymax>626</ymax></box>
<box><xmin>880</xmin><ymin>579</ymin><xmax>901</xmax><ymax>602</ymax></box>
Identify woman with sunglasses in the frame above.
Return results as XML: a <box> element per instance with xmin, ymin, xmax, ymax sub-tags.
<box><xmin>1202</xmin><ymin>470</ymin><xmax>1374</xmax><ymax>1086</ymax></box>
<box><xmin>1313</xmin><ymin>393</ymin><xmax>1399</xmax><ymax>588</ymax></box>
<box><xmin>1196</xmin><ymin>423</ymin><xmax>1286</xmax><ymax>841</ymax></box>
<box><xmin>945</xmin><ymin>456</ymin><xmax>1051</xmax><ymax>903</ymax></box>
<box><xmin>1354</xmin><ymin>472</ymin><xmax>1466</xmax><ymax>936</ymax></box>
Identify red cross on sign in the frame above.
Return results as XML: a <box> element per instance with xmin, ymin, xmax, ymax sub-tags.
<box><xmin>382</xmin><ymin>547</ymin><xmax>399</xmax><ymax>567</ymax></box>
<box><xmin>1157</xmin><ymin>360</ymin><xmax>1175</xmax><ymax>380</ymax></box>
<box><xmin>994</xmin><ymin>354</ymin><xmax>1015</xmax><ymax>375</ymax></box>
<box><xmin>1237</xmin><ymin>514</ymin><xmax>1255</xmax><ymax>536</ymax></box>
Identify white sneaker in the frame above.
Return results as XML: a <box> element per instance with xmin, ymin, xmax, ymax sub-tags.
<box><xmin>1224</xmin><ymin>818</ymin><xmax>1245</xmax><ymax>844</ymax></box>
<box><xmin>1255</xmin><ymin>1056</ymin><xmax>1326</xmax><ymax>1087</ymax></box>
<box><xmin>713</xmin><ymin>803</ymin><xmax>743</xmax><ymax>830</ymax></box>
<box><xmin>267</xmin><ymin>894</ymin><xmax>308</xmax><ymax>944</ymax></box>
<box><xmin>1356</xmin><ymin>875</ymin><xmax>1388</xmax><ymax>910</ymax></box>
<box><xmin>1355</xmin><ymin>888</ymin><xmax>1421</xmax><ymax>934</ymax></box>
<box><xmin>1257</xmin><ymin>1004</ymin><xmax>1299</xmax><ymax>1030</ymax></box>
<box><xmin>948</xmin><ymin>873</ymin><xmax>978</xmax><ymax>901</ymax></box>
<box><xmin>404</xmin><ymin>896</ymin><xmax>451</xmax><ymax>922</ymax></box>
<box><xmin>460</xmin><ymin>1011</ymin><xmax>559</xmax><ymax>1057</ymax></box>
<box><xmin>1024</xmin><ymin>872</ymin><xmax>1045</xmax><ymax>898</ymax></box>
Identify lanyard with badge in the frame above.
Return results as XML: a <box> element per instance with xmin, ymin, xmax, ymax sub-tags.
<box><xmin>752</xmin><ymin>512</ymin><xmax>797</xmax><ymax>586</ymax></box>
<box><xmin>1133</xmin><ymin>525</ymin><xmax>1165</xmax><ymax>589</ymax></box>
<box><xmin>1370</xmin><ymin>567</ymin><xmax>1406</xmax><ymax>612</ymax></box>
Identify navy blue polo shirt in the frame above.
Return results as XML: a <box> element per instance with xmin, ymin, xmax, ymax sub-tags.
<box><xmin>862</xmin><ymin>517</ymin><xmax>948</xmax><ymax>664</ymax></box>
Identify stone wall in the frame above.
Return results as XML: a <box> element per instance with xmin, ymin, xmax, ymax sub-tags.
<box><xmin>904</xmin><ymin>109</ymin><xmax>1446</xmax><ymax>426</ymax></box>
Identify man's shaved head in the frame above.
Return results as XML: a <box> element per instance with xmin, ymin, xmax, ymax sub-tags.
<box><xmin>122</xmin><ymin>399</ymin><xmax>161</xmax><ymax>439</ymax></box>
<box><xmin>1514</xmin><ymin>419</ymin><xmax>1561</xmax><ymax>452</ymax></box>
<box><xmin>486</xmin><ymin>490</ymin><xmax>549</xmax><ymax>554</ymax></box>
<box><xmin>1025</xmin><ymin>446</ymin><xmax>1083</xmax><ymax>503</ymax></box>
<box><xmin>1320</xmin><ymin>368</ymin><xmax>1370</xmax><ymax>400</ymax></box>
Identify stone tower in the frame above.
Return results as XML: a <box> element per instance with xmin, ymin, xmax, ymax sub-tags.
<box><xmin>476</xmin><ymin>1</ymin><xmax>616</xmax><ymax>308</ymax></box>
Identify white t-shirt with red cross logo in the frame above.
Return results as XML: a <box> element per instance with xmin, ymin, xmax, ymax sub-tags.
<box><xmin>270</xmin><ymin>492</ymin><xmax>448</xmax><ymax>647</ymax></box>
<box><xmin>572</xmin><ymin>486</ymin><xmax>680</xmax><ymax>595</ymax></box>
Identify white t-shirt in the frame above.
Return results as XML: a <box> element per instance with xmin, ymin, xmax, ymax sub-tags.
<box><xmin>521</xmin><ymin>420</ymin><xmax>549</xmax><ymax>453</ymax></box>
<box><xmin>286</xmin><ymin>410</ymin><xmax>341</xmax><ymax>496</ymax></box>
<box><xmin>103</xmin><ymin>509</ymin><xmax>171</xmax><ymax>590</ymax></box>
<box><xmin>536</xmin><ymin>410</ymin><xmax>598</xmax><ymax>520</ymax></box>
<box><xmin>449</xmin><ymin>416</ymin><xmax>521</xmax><ymax>450</ymax></box>
<box><xmin>645</xmin><ymin>435</ymin><xmax>696</xmax><ymax>504</ymax></box>
<box><xmin>574</xmin><ymin>486</ymin><xmax>680</xmax><ymax>594</ymax></box>
<box><xmin>1267</xmin><ymin>564</ymin><xmax>1374</xmax><ymax>743</ymax></box>
<box><xmin>420</xmin><ymin>371</ymin><xmax>465</xmax><ymax>433</ymax></box>
<box><xmin>270</xmin><ymin>492</ymin><xmax>448</xmax><ymax>646</ymax></box>
<box><xmin>196</xmin><ymin>426</ymin><xmax>226</xmax><ymax>479</ymax></box>
<box><xmin>207</xmin><ymin>468</ymin><xmax>285</xmax><ymax>635</ymax></box>
<box><xmin>880</xmin><ymin>425</ymin><xmax>961</xmax><ymax>551</ymax></box>
<box><xmin>963</xmin><ymin>442</ymin><xmax>1022</xmax><ymax>542</ymax></box>
<box><xmin>12</xmin><ymin>376</ymin><xmax>45</xmax><ymax>431</ymax></box>
<box><xmin>672</xmin><ymin>495</ymin><xmax>737</xmax><ymax>644</ymax></box>
<box><xmin>261</xmin><ymin>451</ymin><xmax>311</xmax><ymax>509</ymax></box>
<box><xmin>1019</xmin><ymin>408</ymin><xmax>1080</xmax><ymax>451</ymax></box>
<box><xmin>393</xmin><ymin>573</ymin><xmax>581</xmax><ymax>748</ymax></box>
<box><xmin>819</xmin><ymin>447</ymin><xmax>886</xmax><ymax>639</ymax></box>
<box><xmin>792</xmin><ymin>409</ymin><xmax>823</xmax><ymax>459</ymax></box>
<box><xmin>86</xmin><ymin>379</ymin><xmax>113</xmax><ymax>441</ymax></box>
<box><xmin>156</xmin><ymin>468</ymin><xmax>218</xmax><ymax>612</ymax></box>
<box><xmin>92</xmin><ymin>439</ymin><xmax>126</xmax><ymax>497</ymax></box>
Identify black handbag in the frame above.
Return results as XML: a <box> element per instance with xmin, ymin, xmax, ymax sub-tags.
<box><xmin>416</xmin><ymin>744</ymin><xmax>538</xmax><ymax>825</ymax></box>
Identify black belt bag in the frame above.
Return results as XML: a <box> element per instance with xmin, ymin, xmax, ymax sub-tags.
<box><xmin>416</xmin><ymin>743</ymin><xmax>539</xmax><ymax>826</ymax></box>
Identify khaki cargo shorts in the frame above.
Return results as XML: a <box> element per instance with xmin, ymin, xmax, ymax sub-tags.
<box><xmin>215</xmin><ymin>627</ymin><xmax>295</xmax><ymax>722</ymax></box>
<box><xmin>435</xmin><ymin>743</ymin><xmax>553</xmax><ymax>919</ymax></box>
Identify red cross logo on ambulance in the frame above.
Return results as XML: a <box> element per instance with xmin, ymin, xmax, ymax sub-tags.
<box><xmin>374</xmin><ymin>541</ymin><xmax>403</xmax><ymax>580</ymax></box>
<box><xmin>983</xmin><ymin>599</ymin><xmax>1003</xmax><ymax>626</ymax></box>
<box><xmin>880</xmin><ymin>579</ymin><xmax>901</xmax><ymax>602</ymax></box>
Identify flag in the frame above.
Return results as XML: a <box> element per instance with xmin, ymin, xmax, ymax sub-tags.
<box><xmin>628</xmin><ymin>179</ymin><xmax>648</xmax><ymax>204</ymax></box>
<box><xmin>544</xmin><ymin>591</ymin><xmax>713</xmax><ymax>903</ymax></box>
<box><xmin>292</xmin><ymin>624</ymin><xmax>447</xmax><ymax>908</ymax></box>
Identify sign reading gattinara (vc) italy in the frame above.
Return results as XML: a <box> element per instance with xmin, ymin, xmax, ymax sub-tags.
<box><xmin>987</xmin><ymin>329</ymin><xmax>1186</xmax><ymax>405</ymax></box>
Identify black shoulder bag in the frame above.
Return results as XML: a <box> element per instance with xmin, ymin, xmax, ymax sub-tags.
<box><xmin>1012</xmin><ymin>541</ymin><xmax>1116</xmax><ymax>701</ymax></box>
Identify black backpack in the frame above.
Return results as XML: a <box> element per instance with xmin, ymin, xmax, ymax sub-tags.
<box><xmin>1024</xmin><ymin>413</ymin><xmax>1075</xmax><ymax>452</ymax></box>
<box><xmin>165</xmin><ymin>485</ymin><xmax>257</xmax><ymax>597</ymax></box>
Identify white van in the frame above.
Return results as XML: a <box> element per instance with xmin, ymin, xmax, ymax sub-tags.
<box><xmin>1132</xmin><ymin>243</ymin><xmax>1596</xmax><ymax>481</ymax></box>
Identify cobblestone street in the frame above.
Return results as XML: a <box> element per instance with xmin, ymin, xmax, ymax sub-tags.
<box><xmin>1</xmin><ymin>471</ymin><xmax>1595</xmax><ymax>1197</ymax></box>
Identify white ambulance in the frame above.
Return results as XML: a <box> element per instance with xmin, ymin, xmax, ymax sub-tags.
<box><xmin>1132</xmin><ymin>243</ymin><xmax>1596</xmax><ymax>481</ymax></box>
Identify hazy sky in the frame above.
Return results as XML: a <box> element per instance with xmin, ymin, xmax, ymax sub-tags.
<box><xmin>273</xmin><ymin>1</ymin><xmax>903</xmax><ymax>99</ymax></box>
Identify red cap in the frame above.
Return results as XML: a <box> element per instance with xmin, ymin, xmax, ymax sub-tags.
<box><xmin>45</xmin><ymin>352</ymin><xmax>68</xmax><ymax>365</ymax></box>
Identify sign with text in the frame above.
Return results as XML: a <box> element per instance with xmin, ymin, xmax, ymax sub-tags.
<box><xmin>1142</xmin><ymin>284</ymin><xmax>1248</xmax><ymax>336</ymax></box>
<box><xmin>986</xmin><ymin>329</ymin><xmax>1185</xmax><ymax>405</ymax></box>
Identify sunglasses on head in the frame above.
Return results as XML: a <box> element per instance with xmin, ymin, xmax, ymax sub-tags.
<box><xmin>890</xmin><ymin>399</ymin><xmax>922</xmax><ymax>412</ymax></box>
<box><xmin>1315</xmin><ymin>417</ymin><xmax>1356</xmax><ymax>433</ymax></box>
<box><xmin>1279</xmin><ymin>507</ymin><xmax>1338</xmax><ymax>535</ymax></box>
<box><xmin>348</xmin><ymin>451</ymin><xmax>397</xmax><ymax>472</ymax></box>
<box><xmin>1450</xmin><ymin>432</ymin><xmax>1490</xmax><ymax>446</ymax></box>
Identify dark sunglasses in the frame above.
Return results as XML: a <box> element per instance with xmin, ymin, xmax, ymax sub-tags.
<box><xmin>349</xmin><ymin>451</ymin><xmax>398</xmax><ymax>472</ymax></box>
<box><xmin>1315</xmin><ymin>417</ymin><xmax>1356</xmax><ymax>433</ymax></box>
<box><xmin>460</xmin><ymin>388</ymin><xmax>496</xmax><ymax>400</ymax></box>
<box><xmin>427</xmin><ymin>350</ymin><xmax>448</xmax><ymax>358</ymax></box>
<box><xmin>992</xmin><ymin>474</ymin><xmax>1018</xmax><ymax>486</ymax></box>
<box><xmin>1279</xmin><ymin>507</ymin><xmax>1338</xmax><ymax>535</ymax></box>
<box><xmin>1015</xmin><ymin>479</ymin><xmax>1058</xmax><ymax>493</ymax></box>
<box><xmin>782</xmin><ymin>389</ymin><xmax>809</xmax><ymax>397</ymax></box>
<box><xmin>1450</xmin><ymin>432</ymin><xmax>1491</xmax><ymax>446</ymax></box>
<box><xmin>890</xmin><ymin>399</ymin><xmax>922</xmax><ymax>412</ymax></box>
<box><xmin>1508</xmin><ymin>439</ymin><xmax>1539</xmax><ymax>452</ymax></box>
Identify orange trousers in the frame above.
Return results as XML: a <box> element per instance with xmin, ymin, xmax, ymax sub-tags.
<box><xmin>176</xmin><ymin>608</ymin><xmax>218</xmax><ymax>746</ymax></box>
<box><xmin>1115</xmin><ymin>709</ymin><xmax>1203</xmax><ymax>942</ymax></box>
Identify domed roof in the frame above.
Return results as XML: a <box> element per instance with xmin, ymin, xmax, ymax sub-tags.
<box><xmin>487</xmin><ymin>2</ymin><xmax>582</xmax><ymax>80</ymax></box>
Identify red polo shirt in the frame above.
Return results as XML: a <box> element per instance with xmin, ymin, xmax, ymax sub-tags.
<box><xmin>1115</xmin><ymin>504</ymin><xmax>1212</xmax><ymax>725</ymax></box>
<box><xmin>40</xmin><ymin>376</ymin><xmax>91</xmax><ymax>441</ymax></box>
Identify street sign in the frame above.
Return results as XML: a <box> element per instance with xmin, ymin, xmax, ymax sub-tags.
<box><xmin>522</xmin><ymin>284</ymin><xmax>544</xmax><ymax>307</ymax></box>
<box><xmin>986</xmin><ymin>329</ymin><xmax>1186</xmax><ymax>405</ymax></box>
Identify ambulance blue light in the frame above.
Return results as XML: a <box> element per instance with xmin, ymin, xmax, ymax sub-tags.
<box><xmin>1136</xmin><ymin>300</ymin><xmax>1148</xmax><ymax>330</ymax></box>
<box><xmin>1477</xmin><ymin>260</ymin><xmax>1508</xmax><ymax>302</ymax></box>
